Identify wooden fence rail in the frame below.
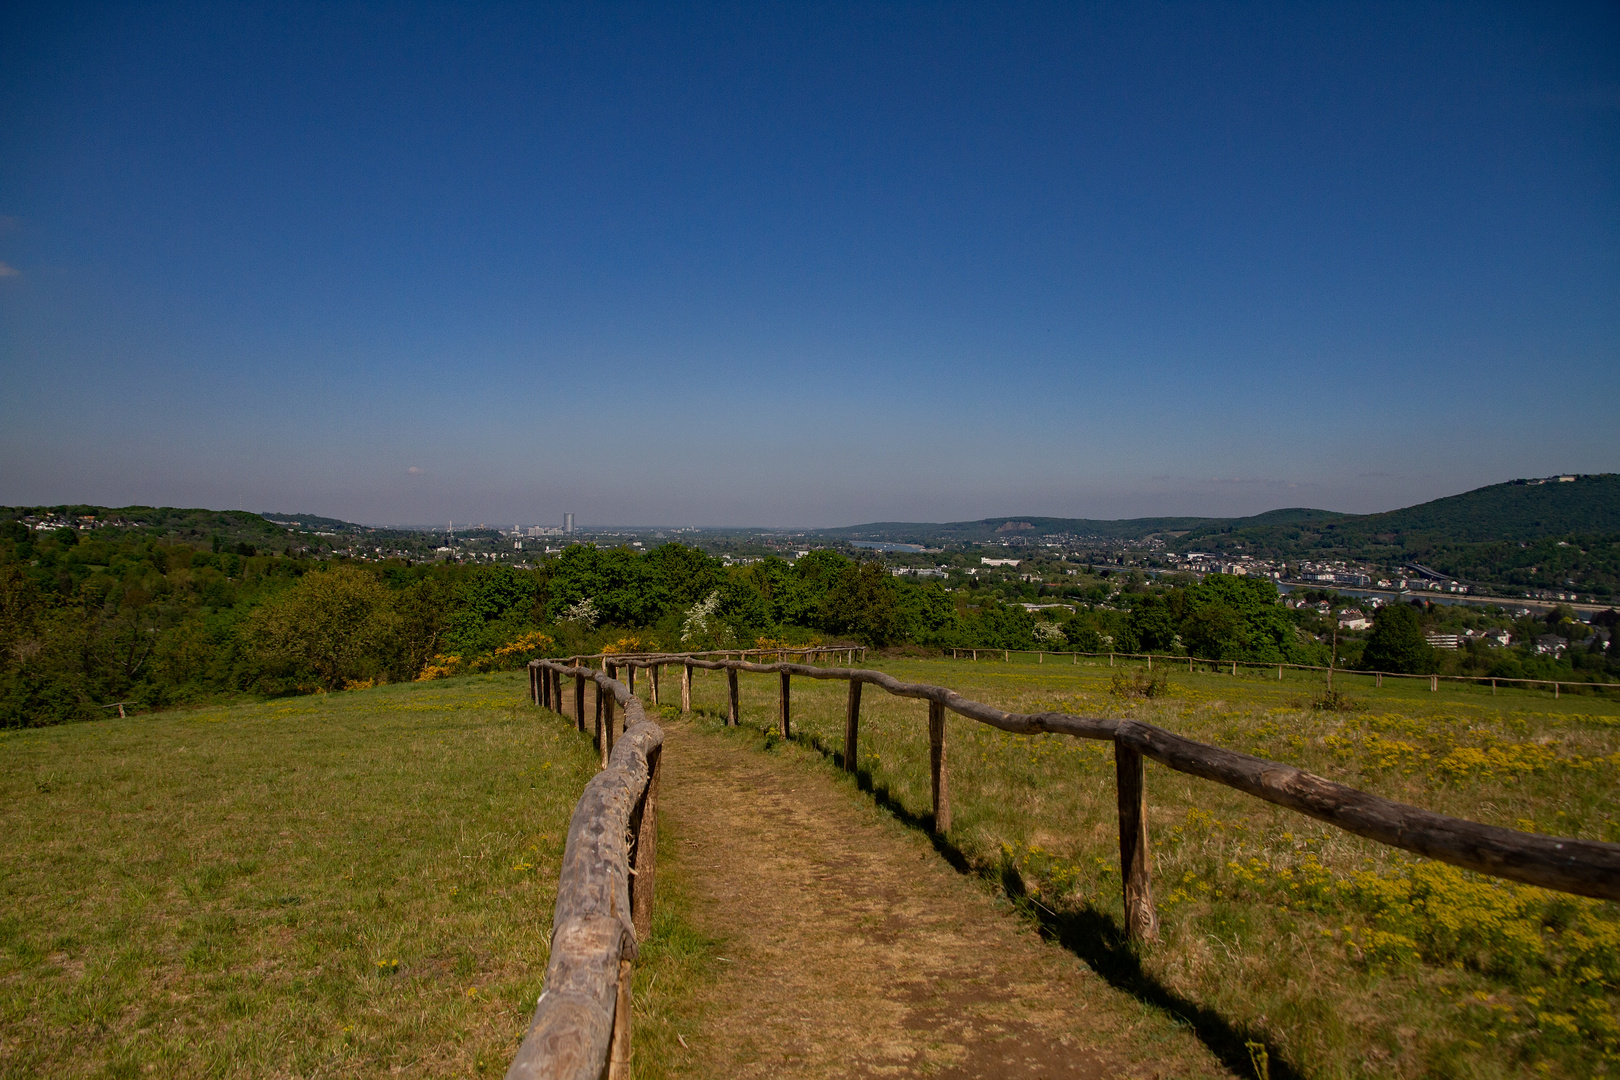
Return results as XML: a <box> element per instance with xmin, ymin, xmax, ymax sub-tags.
<box><xmin>507</xmin><ymin>663</ymin><xmax>662</xmax><ymax>1080</ymax></box>
<box><xmin>513</xmin><ymin>649</ymin><xmax>1620</xmax><ymax>1077</ymax></box>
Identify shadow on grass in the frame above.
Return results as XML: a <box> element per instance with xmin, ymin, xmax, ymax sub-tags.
<box><xmin>777</xmin><ymin>721</ymin><xmax>1302</xmax><ymax>1080</ymax></box>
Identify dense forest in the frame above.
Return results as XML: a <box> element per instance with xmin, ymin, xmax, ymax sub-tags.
<box><xmin>3</xmin><ymin>519</ymin><xmax>1617</xmax><ymax>727</ymax></box>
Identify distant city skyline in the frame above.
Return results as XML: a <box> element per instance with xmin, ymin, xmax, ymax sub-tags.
<box><xmin>2</xmin><ymin>4</ymin><xmax>1616</xmax><ymax>527</ymax></box>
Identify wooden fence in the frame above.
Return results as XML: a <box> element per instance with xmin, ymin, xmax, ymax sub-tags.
<box><xmin>948</xmin><ymin>646</ymin><xmax>1620</xmax><ymax>698</ymax></box>
<box><xmin>509</xmin><ymin>650</ymin><xmax>1620</xmax><ymax>1078</ymax></box>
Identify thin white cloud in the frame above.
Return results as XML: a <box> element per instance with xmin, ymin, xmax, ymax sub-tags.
<box><xmin>407</xmin><ymin>466</ymin><xmax>423</xmax><ymax>475</ymax></box>
<box><xmin>0</xmin><ymin>262</ymin><xmax>18</xmax><ymax>278</ymax></box>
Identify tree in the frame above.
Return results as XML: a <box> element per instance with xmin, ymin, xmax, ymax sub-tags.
<box><xmin>1123</xmin><ymin>594</ymin><xmax>1177</xmax><ymax>653</ymax></box>
<box><xmin>1360</xmin><ymin>603</ymin><xmax>1434</xmax><ymax>674</ymax></box>
<box><xmin>822</xmin><ymin>561</ymin><xmax>900</xmax><ymax>646</ymax></box>
<box><xmin>244</xmin><ymin>567</ymin><xmax>397</xmax><ymax>691</ymax></box>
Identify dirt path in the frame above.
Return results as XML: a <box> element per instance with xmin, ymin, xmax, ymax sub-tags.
<box><xmin>658</xmin><ymin>719</ymin><xmax>1232</xmax><ymax>1079</ymax></box>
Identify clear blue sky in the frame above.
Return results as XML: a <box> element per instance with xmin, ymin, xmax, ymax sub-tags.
<box><xmin>2</xmin><ymin>3</ymin><xmax>1616</xmax><ymax>528</ymax></box>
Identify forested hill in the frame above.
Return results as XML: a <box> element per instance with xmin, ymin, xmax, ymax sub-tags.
<box><xmin>1171</xmin><ymin>474</ymin><xmax>1620</xmax><ymax>557</ymax></box>
<box><xmin>824</xmin><ymin>475</ymin><xmax>1619</xmax><ymax>554</ymax></box>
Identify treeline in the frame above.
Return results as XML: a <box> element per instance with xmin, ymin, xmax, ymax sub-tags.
<box><xmin>4</xmin><ymin>522</ymin><xmax>1617</xmax><ymax>726</ymax></box>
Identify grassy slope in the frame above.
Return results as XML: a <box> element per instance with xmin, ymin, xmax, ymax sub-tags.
<box><xmin>0</xmin><ymin>674</ymin><xmax>715</xmax><ymax>1079</ymax></box>
<box><xmin>688</xmin><ymin>656</ymin><xmax>1620</xmax><ymax>1079</ymax></box>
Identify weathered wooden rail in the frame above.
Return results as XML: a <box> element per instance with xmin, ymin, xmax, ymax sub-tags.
<box><xmin>506</xmin><ymin>663</ymin><xmax>662</xmax><ymax>1080</ymax></box>
<box><xmin>512</xmin><ymin>649</ymin><xmax>1620</xmax><ymax>1078</ymax></box>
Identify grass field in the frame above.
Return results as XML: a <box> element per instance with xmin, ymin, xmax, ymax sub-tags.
<box><xmin>0</xmin><ymin>673</ymin><xmax>717</xmax><ymax>1079</ymax></box>
<box><xmin>686</xmin><ymin>654</ymin><xmax>1620</xmax><ymax>1079</ymax></box>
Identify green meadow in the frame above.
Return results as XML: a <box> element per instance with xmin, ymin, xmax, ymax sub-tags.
<box><xmin>0</xmin><ymin>674</ymin><xmax>715</xmax><ymax>1079</ymax></box>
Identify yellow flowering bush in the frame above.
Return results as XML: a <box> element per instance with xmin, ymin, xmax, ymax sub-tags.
<box><xmin>600</xmin><ymin>634</ymin><xmax>654</xmax><ymax>656</ymax></box>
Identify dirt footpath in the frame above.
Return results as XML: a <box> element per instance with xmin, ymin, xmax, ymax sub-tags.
<box><xmin>658</xmin><ymin>720</ymin><xmax>1231</xmax><ymax>1079</ymax></box>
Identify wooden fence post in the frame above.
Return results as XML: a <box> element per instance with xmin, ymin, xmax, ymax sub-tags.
<box><xmin>1376</xmin><ymin>673</ymin><xmax>1383</xmax><ymax>688</ymax></box>
<box><xmin>1004</xmin><ymin>649</ymin><xmax>1009</xmax><ymax>662</ymax></box>
<box><xmin>844</xmin><ymin>679</ymin><xmax>862</xmax><ymax>773</ymax></box>
<box><xmin>1115</xmin><ymin>739</ymin><xmax>1159</xmax><ymax>942</ymax></box>
<box><xmin>682</xmin><ymin>663</ymin><xmax>693</xmax><ymax>713</ymax></box>
<box><xmin>603</xmin><ymin>690</ymin><xmax>616</xmax><ymax>764</ymax></box>
<box><xmin>625</xmin><ymin>663</ymin><xmax>634</xmax><ymax>695</ymax></box>
<box><xmin>727</xmin><ymin>667</ymin><xmax>739</xmax><ymax>726</ymax></box>
<box><xmin>1431</xmin><ymin>675</ymin><xmax>1438</xmax><ymax>692</ymax></box>
<box><xmin>1038</xmin><ymin>651</ymin><xmax>1043</xmax><ymax>664</ymax></box>
<box><xmin>594</xmin><ymin>685</ymin><xmax>604</xmax><ymax>760</ymax></box>
<box><xmin>631</xmin><ymin>747</ymin><xmax>661</xmax><ymax>942</ymax></box>
<box><xmin>929</xmin><ymin>700</ymin><xmax>951</xmax><ymax>833</ymax></box>
<box><xmin>553</xmin><ymin>668</ymin><xmax>563</xmax><ymax>713</ymax></box>
<box><xmin>575</xmin><ymin>673</ymin><xmax>586</xmax><ymax>732</ymax></box>
<box><xmin>650</xmin><ymin>663</ymin><xmax>660</xmax><ymax>707</ymax></box>
<box><xmin>607</xmin><ymin>958</ymin><xmax>633</xmax><ymax>1080</ymax></box>
<box><xmin>1278</xmin><ymin>664</ymin><xmax>1282</xmax><ymax>680</ymax></box>
<box><xmin>1555</xmin><ymin>682</ymin><xmax>1560</xmax><ymax>699</ymax></box>
<box><xmin>779</xmin><ymin>671</ymin><xmax>791</xmax><ymax>738</ymax></box>
<box><xmin>1491</xmin><ymin>678</ymin><xmax>1496</xmax><ymax>695</ymax></box>
<box><xmin>529</xmin><ymin>664</ymin><xmax>538</xmax><ymax>705</ymax></box>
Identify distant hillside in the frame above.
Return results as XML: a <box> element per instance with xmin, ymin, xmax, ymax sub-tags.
<box><xmin>821</xmin><ymin>475</ymin><xmax>1620</xmax><ymax>596</ymax></box>
<box><xmin>2</xmin><ymin>504</ymin><xmax>288</xmax><ymax>544</ymax></box>
<box><xmin>1175</xmin><ymin>474</ymin><xmax>1620</xmax><ymax>555</ymax></box>
<box><xmin>816</xmin><ymin>515</ymin><xmax>1217</xmax><ymax>545</ymax></box>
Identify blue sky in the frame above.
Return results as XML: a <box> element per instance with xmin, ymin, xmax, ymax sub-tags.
<box><xmin>2</xmin><ymin>3</ymin><xmax>1616</xmax><ymax>528</ymax></box>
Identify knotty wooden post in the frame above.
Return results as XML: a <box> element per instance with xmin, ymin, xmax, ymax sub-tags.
<box><xmin>844</xmin><ymin>678</ymin><xmax>862</xmax><ymax>773</ymax></box>
<box><xmin>630</xmin><ymin>746</ymin><xmax>661</xmax><ymax>942</ymax></box>
<box><xmin>575</xmin><ymin>673</ymin><xmax>586</xmax><ymax>732</ymax></box>
<box><xmin>929</xmin><ymin>700</ymin><xmax>951</xmax><ymax>833</ymax></box>
<box><xmin>727</xmin><ymin>667</ymin><xmax>739</xmax><ymax>726</ymax></box>
<box><xmin>650</xmin><ymin>663</ymin><xmax>660</xmax><ymax>707</ymax></box>
<box><xmin>1115</xmin><ymin>739</ymin><xmax>1159</xmax><ymax>942</ymax></box>
<box><xmin>778</xmin><ymin>671</ymin><xmax>791</xmax><ymax>738</ymax></box>
<box><xmin>681</xmin><ymin>663</ymin><xmax>693</xmax><ymax>712</ymax></box>
<box><xmin>607</xmin><ymin>958</ymin><xmax>633</xmax><ymax>1080</ymax></box>
<box><xmin>594</xmin><ymin>686</ymin><xmax>605</xmax><ymax>761</ymax></box>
